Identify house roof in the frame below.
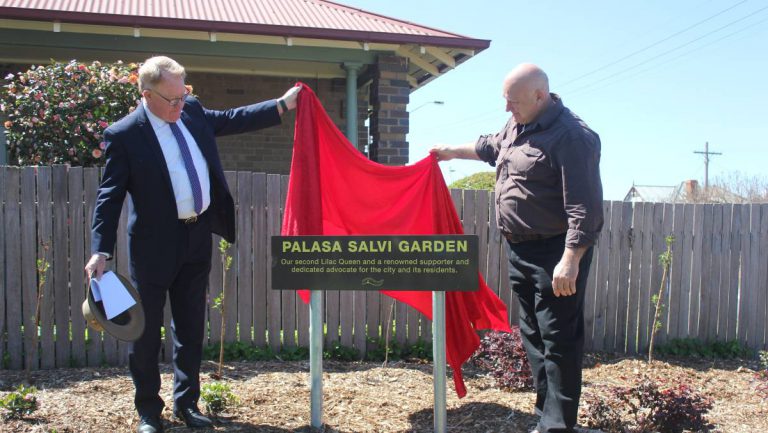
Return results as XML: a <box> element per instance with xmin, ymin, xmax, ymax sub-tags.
<box><xmin>0</xmin><ymin>0</ymin><xmax>490</xmax><ymax>88</ymax></box>
<box><xmin>0</xmin><ymin>0</ymin><xmax>485</xmax><ymax>47</ymax></box>
<box><xmin>624</xmin><ymin>185</ymin><xmax>678</xmax><ymax>203</ymax></box>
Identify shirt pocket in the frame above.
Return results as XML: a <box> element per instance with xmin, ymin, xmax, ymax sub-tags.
<box><xmin>508</xmin><ymin>144</ymin><xmax>543</xmax><ymax>174</ymax></box>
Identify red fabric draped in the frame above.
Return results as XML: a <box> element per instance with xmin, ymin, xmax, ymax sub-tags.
<box><xmin>282</xmin><ymin>84</ymin><xmax>511</xmax><ymax>397</ymax></box>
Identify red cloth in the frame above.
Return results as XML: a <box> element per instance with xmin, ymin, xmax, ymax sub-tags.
<box><xmin>282</xmin><ymin>84</ymin><xmax>511</xmax><ymax>397</ymax></box>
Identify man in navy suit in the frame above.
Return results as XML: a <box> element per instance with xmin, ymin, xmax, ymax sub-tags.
<box><xmin>85</xmin><ymin>56</ymin><xmax>300</xmax><ymax>433</ymax></box>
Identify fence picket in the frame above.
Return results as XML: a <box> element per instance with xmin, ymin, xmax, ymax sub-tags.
<box><xmin>0</xmin><ymin>168</ymin><xmax>6</xmax><ymax>368</ymax></box>
<box><xmin>80</xmin><ymin>167</ymin><xmax>96</xmax><ymax>367</ymax></box>
<box><xmin>36</xmin><ymin>166</ymin><xmax>55</xmax><ymax>369</ymax></box>
<box><xmin>21</xmin><ymin>168</ymin><xmax>38</xmax><ymax>370</ymax></box>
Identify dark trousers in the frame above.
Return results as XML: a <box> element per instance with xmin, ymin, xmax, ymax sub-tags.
<box><xmin>129</xmin><ymin>215</ymin><xmax>212</xmax><ymax>417</ymax></box>
<box><xmin>505</xmin><ymin>234</ymin><xmax>593</xmax><ymax>433</ymax></box>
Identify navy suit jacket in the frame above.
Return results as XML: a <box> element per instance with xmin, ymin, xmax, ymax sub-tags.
<box><xmin>91</xmin><ymin>96</ymin><xmax>281</xmax><ymax>285</ymax></box>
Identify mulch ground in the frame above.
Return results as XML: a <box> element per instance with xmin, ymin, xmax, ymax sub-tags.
<box><xmin>1</xmin><ymin>354</ymin><xmax>766</xmax><ymax>432</ymax></box>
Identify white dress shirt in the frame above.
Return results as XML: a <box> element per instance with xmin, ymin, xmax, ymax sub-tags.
<box><xmin>143</xmin><ymin>99</ymin><xmax>211</xmax><ymax>219</ymax></box>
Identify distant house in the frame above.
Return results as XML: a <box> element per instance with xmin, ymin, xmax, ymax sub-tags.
<box><xmin>624</xmin><ymin>180</ymin><xmax>744</xmax><ymax>203</ymax></box>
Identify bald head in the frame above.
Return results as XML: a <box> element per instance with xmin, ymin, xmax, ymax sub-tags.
<box><xmin>503</xmin><ymin>63</ymin><xmax>552</xmax><ymax>124</ymax></box>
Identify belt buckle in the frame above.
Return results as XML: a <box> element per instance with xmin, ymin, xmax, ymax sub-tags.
<box><xmin>183</xmin><ymin>215</ymin><xmax>198</xmax><ymax>224</ymax></box>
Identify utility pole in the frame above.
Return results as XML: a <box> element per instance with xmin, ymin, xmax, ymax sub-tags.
<box><xmin>693</xmin><ymin>142</ymin><xmax>722</xmax><ymax>190</ymax></box>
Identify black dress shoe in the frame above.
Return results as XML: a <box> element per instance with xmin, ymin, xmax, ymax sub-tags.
<box><xmin>137</xmin><ymin>415</ymin><xmax>164</xmax><ymax>433</ymax></box>
<box><xmin>174</xmin><ymin>406</ymin><xmax>213</xmax><ymax>428</ymax></box>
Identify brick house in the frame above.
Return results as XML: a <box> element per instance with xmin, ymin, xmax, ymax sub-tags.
<box><xmin>0</xmin><ymin>0</ymin><xmax>489</xmax><ymax>171</ymax></box>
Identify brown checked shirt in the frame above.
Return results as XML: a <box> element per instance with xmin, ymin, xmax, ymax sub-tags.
<box><xmin>475</xmin><ymin>94</ymin><xmax>603</xmax><ymax>248</ymax></box>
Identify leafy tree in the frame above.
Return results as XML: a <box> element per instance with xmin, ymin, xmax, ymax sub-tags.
<box><xmin>1</xmin><ymin>59</ymin><xmax>140</xmax><ymax>166</ymax></box>
<box><xmin>449</xmin><ymin>171</ymin><xmax>495</xmax><ymax>190</ymax></box>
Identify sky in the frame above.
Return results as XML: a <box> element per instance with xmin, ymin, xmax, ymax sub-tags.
<box><xmin>341</xmin><ymin>0</ymin><xmax>768</xmax><ymax>200</ymax></box>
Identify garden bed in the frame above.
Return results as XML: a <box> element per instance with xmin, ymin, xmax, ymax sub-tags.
<box><xmin>1</xmin><ymin>354</ymin><xmax>766</xmax><ymax>432</ymax></box>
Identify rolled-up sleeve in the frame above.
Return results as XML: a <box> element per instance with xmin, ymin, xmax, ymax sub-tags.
<box><xmin>556</xmin><ymin>129</ymin><xmax>604</xmax><ymax>248</ymax></box>
<box><xmin>475</xmin><ymin>127</ymin><xmax>505</xmax><ymax>167</ymax></box>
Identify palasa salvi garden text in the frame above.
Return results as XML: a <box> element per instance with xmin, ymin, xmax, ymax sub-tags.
<box><xmin>281</xmin><ymin>239</ymin><xmax>468</xmax><ymax>254</ymax></box>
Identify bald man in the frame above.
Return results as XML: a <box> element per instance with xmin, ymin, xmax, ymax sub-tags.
<box><xmin>431</xmin><ymin>64</ymin><xmax>603</xmax><ymax>433</ymax></box>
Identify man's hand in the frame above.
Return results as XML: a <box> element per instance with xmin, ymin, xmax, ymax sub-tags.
<box><xmin>429</xmin><ymin>145</ymin><xmax>458</xmax><ymax>162</ymax></box>
<box><xmin>278</xmin><ymin>85</ymin><xmax>303</xmax><ymax>112</ymax></box>
<box><xmin>552</xmin><ymin>246</ymin><xmax>586</xmax><ymax>297</ymax></box>
<box><xmin>428</xmin><ymin>143</ymin><xmax>480</xmax><ymax>162</ymax></box>
<box><xmin>85</xmin><ymin>253</ymin><xmax>107</xmax><ymax>281</ymax></box>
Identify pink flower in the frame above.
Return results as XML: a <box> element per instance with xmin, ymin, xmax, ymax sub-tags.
<box><xmin>98</xmin><ymin>120</ymin><xmax>109</xmax><ymax>129</ymax></box>
<box><xmin>34</xmin><ymin>92</ymin><xmax>42</xmax><ymax>100</ymax></box>
<box><xmin>3</xmin><ymin>120</ymin><xmax>11</xmax><ymax>129</ymax></box>
<box><xmin>68</xmin><ymin>148</ymin><xmax>75</xmax><ymax>156</ymax></box>
<box><xmin>92</xmin><ymin>148</ymin><xmax>102</xmax><ymax>158</ymax></box>
<box><xmin>31</xmin><ymin>117</ymin><xmax>39</xmax><ymax>123</ymax></box>
<box><xmin>99</xmin><ymin>141</ymin><xmax>106</xmax><ymax>150</ymax></box>
<box><xmin>53</xmin><ymin>114</ymin><xmax>61</xmax><ymax>122</ymax></box>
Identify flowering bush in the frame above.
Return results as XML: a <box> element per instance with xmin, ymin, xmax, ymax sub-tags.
<box><xmin>0</xmin><ymin>59</ymin><xmax>140</xmax><ymax>166</ymax></box>
<box><xmin>0</xmin><ymin>384</ymin><xmax>38</xmax><ymax>420</ymax></box>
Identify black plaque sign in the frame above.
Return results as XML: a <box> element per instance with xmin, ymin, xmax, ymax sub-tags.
<box><xmin>271</xmin><ymin>235</ymin><xmax>479</xmax><ymax>291</ymax></box>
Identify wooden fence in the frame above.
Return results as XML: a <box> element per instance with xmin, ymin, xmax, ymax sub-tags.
<box><xmin>1</xmin><ymin>165</ymin><xmax>766</xmax><ymax>370</ymax></box>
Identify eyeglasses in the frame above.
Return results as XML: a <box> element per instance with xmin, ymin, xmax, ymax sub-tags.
<box><xmin>148</xmin><ymin>88</ymin><xmax>189</xmax><ymax>107</ymax></box>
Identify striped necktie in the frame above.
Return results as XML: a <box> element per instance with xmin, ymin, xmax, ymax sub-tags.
<box><xmin>168</xmin><ymin>122</ymin><xmax>203</xmax><ymax>214</ymax></box>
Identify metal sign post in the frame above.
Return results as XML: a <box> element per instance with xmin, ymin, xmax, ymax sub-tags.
<box><xmin>432</xmin><ymin>291</ymin><xmax>447</xmax><ymax>433</ymax></box>
<box><xmin>309</xmin><ymin>290</ymin><xmax>323</xmax><ymax>429</ymax></box>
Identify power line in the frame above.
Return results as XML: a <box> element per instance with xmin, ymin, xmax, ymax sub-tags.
<box><xmin>568</xmin><ymin>13</ymin><xmax>768</xmax><ymax>98</ymax></box>
<box><xmin>557</xmin><ymin>0</ymin><xmax>748</xmax><ymax>89</ymax></box>
<box><xmin>565</xmin><ymin>4</ymin><xmax>768</xmax><ymax>96</ymax></box>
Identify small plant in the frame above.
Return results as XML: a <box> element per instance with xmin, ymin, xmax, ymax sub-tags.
<box><xmin>756</xmin><ymin>350</ymin><xmax>768</xmax><ymax>400</ymax></box>
<box><xmin>26</xmin><ymin>241</ymin><xmax>51</xmax><ymax>381</ymax></box>
<box><xmin>366</xmin><ymin>337</ymin><xmax>404</xmax><ymax>362</ymax></box>
<box><xmin>0</xmin><ymin>384</ymin><xmax>38</xmax><ymax>420</ymax></box>
<box><xmin>323</xmin><ymin>342</ymin><xmax>360</xmax><ymax>361</ymax></box>
<box><xmin>581</xmin><ymin>377</ymin><xmax>714</xmax><ymax>433</ymax></box>
<box><xmin>470</xmin><ymin>328</ymin><xmax>533</xmax><ymax>391</ymax></box>
<box><xmin>649</xmin><ymin>235</ymin><xmax>674</xmax><ymax>363</ymax></box>
<box><xmin>200</xmin><ymin>381</ymin><xmax>238</xmax><ymax>416</ymax></box>
<box><xmin>759</xmin><ymin>350</ymin><xmax>768</xmax><ymax>370</ymax></box>
<box><xmin>211</xmin><ymin>239</ymin><xmax>233</xmax><ymax>379</ymax></box>
<box><xmin>276</xmin><ymin>346</ymin><xmax>309</xmax><ymax>361</ymax></box>
<box><xmin>203</xmin><ymin>341</ymin><xmax>274</xmax><ymax>362</ymax></box>
<box><xmin>656</xmin><ymin>338</ymin><xmax>752</xmax><ymax>359</ymax></box>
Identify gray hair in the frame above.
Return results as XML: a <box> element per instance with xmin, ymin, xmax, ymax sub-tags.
<box><xmin>138</xmin><ymin>56</ymin><xmax>186</xmax><ymax>92</ymax></box>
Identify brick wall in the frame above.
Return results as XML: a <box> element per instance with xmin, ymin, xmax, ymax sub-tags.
<box><xmin>369</xmin><ymin>55</ymin><xmax>409</xmax><ymax>165</ymax></box>
<box><xmin>188</xmin><ymin>73</ymin><xmax>370</xmax><ymax>174</ymax></box>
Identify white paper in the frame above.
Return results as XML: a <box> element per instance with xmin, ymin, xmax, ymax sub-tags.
<box><xmin>90</xmin><ymin>271</ymin><xmax>136</xmax><ymax>320</ymax></box>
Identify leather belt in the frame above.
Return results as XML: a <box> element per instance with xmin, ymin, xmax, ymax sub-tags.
<box><xmin>181</xmin><ymin>210</ymin><xmax>206</xmax><ymax>225</ymax></box>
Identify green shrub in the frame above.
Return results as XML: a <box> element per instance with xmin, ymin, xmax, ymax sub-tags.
<box><xmin>656</xmin><ymin>338</ymin><xmax>752</xmax><ymax>359</ymax></box>
<box><xmin>0</xmin><ymin>384</ymin><xmax>38</xmax><ymax>420</ymax></box>
<box><xmin>1</xmin><ymin>59</ymin><xmax>140</xmax><ymax>166</ymax></box>
<box><xmin>323</xmin><ymin>342</ymin><xmax>360</xmax><ymax>361</ymax></box>
<box><xmin>449</xmin><ymin>171</ymin><xmax>495</xmax><ymax>190</ymax></box>
<box><xmin>200</xmin><ymin>382</ymin><xmax>238</xmax><ymax>416</ymax></box>
<box><xmin>203</xmin><ymin>341</ymin><xmax>274</xmax><ymax>362</ymax></box>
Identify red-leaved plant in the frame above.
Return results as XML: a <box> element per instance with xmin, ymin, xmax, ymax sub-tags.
<box><xmin>470</xmin><ymin>328</ymin><xmax>533</xmax><ymax>391</ymax></box>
